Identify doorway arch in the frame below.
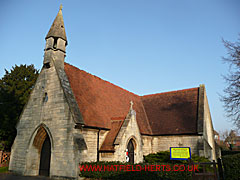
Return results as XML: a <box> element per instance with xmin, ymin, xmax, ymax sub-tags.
<box><xmin>32</xmin><ymin>125</ymin><xmax>51</xmax><ymax>176</ymax></box>
<box><xmin>127</xmin><ymin>139</ymin><xmax>135</xmax><ymax>163</ymax></box>
<box><xmin>24</xmin><ymin>124</ymin><xmax>53</xmax><ymax>176</ymax></box>
<box><xmin>39</xmin><ymin>133</ymin><xmax>51</xmax><ymax>176</ymax></box>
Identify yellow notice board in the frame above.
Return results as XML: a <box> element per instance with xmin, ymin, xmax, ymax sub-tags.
<box><xmin>170</xmin><ymin>147</ymin><xmax>191</xmax><ymax>160</ymax></box>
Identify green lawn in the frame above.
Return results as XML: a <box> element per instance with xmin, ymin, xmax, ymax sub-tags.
<box><xmin>0</xmin><ymin>166</ymin><xmax>8</xmax><ymax>173</ymax></box>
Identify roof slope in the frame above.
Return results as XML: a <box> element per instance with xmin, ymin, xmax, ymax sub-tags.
<box><xmin>100</xmin><ymin>119</ymin><xmax>124</xmax><ymax>151</ymax></box>
<box><xmin>64</xmin><ymin>63</ymin><xmax>152</xmax><ymax>135</ymax></box>
<box><xmin>141</xmin><ymin>88</ymin><xmax>199</xmax><ymax>135</ymax></box>
<box><xmin>64</xmin><ymin>62</ymin><xmax>200</xmax><ymax>136</ymax></box>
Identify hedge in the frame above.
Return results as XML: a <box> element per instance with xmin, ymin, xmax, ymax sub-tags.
<box><xmin>222</xmin><ymin>153</ymin><xmax>240</xmax><ymax>180</ymax></box>
<box><xmin>144</xmin><ymin>151</ymin><xmax>211</xmax><ymax>172</ymax></box>
<box><xmin>221</xmin><ymin>150</ymin><xmax>240</xmax><ymax>156</ymax></box>
<box><xmin>79</xmin><ymin>152</ymin><xmax>212</xmax><ymax>179</ymax></box>
<box><xmin>144</xmin><ymin>151</ymin><xmax>210</xmax><ymax>164</ymax></box>
<box><xmin>79</xmin><ymin>161</ymin><xmax>192</xmax><ymax>180</ymax></box>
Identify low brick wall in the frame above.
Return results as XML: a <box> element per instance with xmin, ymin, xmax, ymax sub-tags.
<box><xmin>0</xmin><ymin>151</ymin><xmax>10</xmax><ymax>167</ymax></box>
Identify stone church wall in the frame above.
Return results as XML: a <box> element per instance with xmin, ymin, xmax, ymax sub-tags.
<box><xmin>109</xmin><ymin>111</ymin><xmax>143</xmax><ymax>163</ymax></box>
<box><xmin>9</xmin><ymin>65</ymin><xmax>79</xmax><ymax>179</ymax></box>
<box><xmin>77</xmin><ymin>128</ymin><xmax>108</xmax><ymax>162</ymax></box>
<box><xmin>202</xmin><ymin>89</ymin><xmax>216</xmax><ymax>160</ymax></box>
<box><xmin>97</xmin><ymin>110</ymin><xmax>143</xmax><ymax>163</ymax></box>
<box><xmin>142</xmin><ymin>135</ymin><xmax>203</xmax><ymax>156</ymax></box>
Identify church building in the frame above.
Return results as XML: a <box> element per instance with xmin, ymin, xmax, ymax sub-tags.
<box><xmin>9</xmin><ymin>6</ymin><xmax>216</xmax><ymax>179</ymax></box>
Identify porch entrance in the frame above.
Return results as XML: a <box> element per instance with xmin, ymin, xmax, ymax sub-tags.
<box><xmin>39</xmin><ymin>135</ymin><xmax>51</xmax><ymax>176</ymax></box>
<box><xmin>127</xmin><ymin>139</ymin><xmax>134</xmax><ymax>163</ymax></box>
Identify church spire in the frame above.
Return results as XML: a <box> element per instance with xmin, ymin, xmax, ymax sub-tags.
<box><xmin>43</xmin><ymin>5</ymin><xmax>67</xmax><ymax>69</ymax></box>
<box><xmin>45</xmin><ymin>4</ymin><xmax>67</xmax><ymax>45</ymax></box>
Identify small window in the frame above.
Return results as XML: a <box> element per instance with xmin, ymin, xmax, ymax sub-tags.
<box><xmin>53</xmin><ymin>37</ymin><xmax>58</xmax><ymax>49</ymax></box>
<box><xmin>43</xmin><ymin>92</ymin><xmax>48</xmax><ymax>103</ymax></box>
<box><xmin>43</xmin><ymin>63</ymin><xmax>50</xmax><ymax>69</ymax></box>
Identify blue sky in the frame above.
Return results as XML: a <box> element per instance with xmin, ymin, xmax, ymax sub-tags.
<box><xmin>0</xmin><ymin>0</ymin><xmax>239</xmax><ymax>132</ymax></box>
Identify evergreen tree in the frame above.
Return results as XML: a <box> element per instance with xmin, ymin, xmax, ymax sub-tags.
<box><xmin>0</xmin><ymin>64</ymin><xmax>38</xmax><ymax>150</ymax></box>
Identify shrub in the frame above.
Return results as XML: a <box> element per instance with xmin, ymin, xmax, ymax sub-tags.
<box><xmin>222</xmin><ymin>153</ymin><xmax>240</xmax><ymax>180</ymax></box>
<box><xmin>144</xmin><ymin>151</ymin><xmax>173</xmax><ymax>164</ymax></box>
<box><xmin>221</xmin><ymin>150</ymin><xmax>240</xmax><ymax>156</ymax></box>
<box><xmin>79</xmin><ymin>152</ymin><xmax>212</xmax><ymax>179</ymax></box>
<box><xmin>144</xmin><ymin>151</ymin><xmax>210</xmax><ymax>164</ymax></box>
<box><xmin>144</xmin><ymin>151</ymin><xmax>211</xmax><ymax>173</ymax></box>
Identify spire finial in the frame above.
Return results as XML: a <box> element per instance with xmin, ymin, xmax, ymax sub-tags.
<box><xmin>45</xmin><ymin>4</ymin><xmax>67</xmax><ymax>43</ymax></box>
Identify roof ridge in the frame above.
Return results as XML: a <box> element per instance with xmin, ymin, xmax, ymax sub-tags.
<box><xmin>64</xmin><ymin>62</ymin><xmax>139</xmax><ymax>97</ymax></box>
<box><xmin>65</xmin><ymin>62</ymin><xmax>199</xmax><ymax>99</ymax></box>
<box><xmin>141</xmin><ymin>87</ymin><xmax>199</xmax><ymax>98</ymax></box>
<box><xmin>64</xmin><ymin>62</ymin><xmax>199</xmax><ymax>135</ymax></box>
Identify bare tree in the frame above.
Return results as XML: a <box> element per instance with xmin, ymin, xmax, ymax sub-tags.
<box><xmin>221</xmin><ymin>36</ymin><xmax>240</xmax><ymax>129</ymax></box>
<box><xmin>219</xmin><ymin>129</ymin><xmax>237</xmax><ymax>150</ymax></box>
<box><xmin>219</xmin><ymin>130</ymin><xmax>230</xmax><ymax>141</ymax></box>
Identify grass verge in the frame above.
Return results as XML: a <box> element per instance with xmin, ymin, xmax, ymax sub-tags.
<box><xmin>0</xmin><ymin>166</ymin><xmax>8</xmax><ymax>173</ymax></box>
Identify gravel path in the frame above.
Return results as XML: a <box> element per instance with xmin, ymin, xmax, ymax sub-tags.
<box><xmin>0</xmin><ymin>173</ymin><xmax>53</xmax><ymax>180</ymax></box>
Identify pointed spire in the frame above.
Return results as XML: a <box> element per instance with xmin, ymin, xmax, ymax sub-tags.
<box><xmin>45</xmin><ymin>4</ymin><xmax>67</xmax><ymax>44</ymax></box>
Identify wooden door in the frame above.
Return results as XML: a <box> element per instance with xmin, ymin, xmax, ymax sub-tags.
<box><xmin>127</xmin><ymin>139</ymin><xmax>134</xmax><ymax>164</ymax></box>
<box><xmin>39</xmin><ymin>135</ymin><xmax>51</xmax><ymax>176</ymax></box>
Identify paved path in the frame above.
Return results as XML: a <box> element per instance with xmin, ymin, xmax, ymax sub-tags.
<box><xmin>0</xmin><ymin>173</ymin><xmax>53</xmax><ymax>180</ymax></box>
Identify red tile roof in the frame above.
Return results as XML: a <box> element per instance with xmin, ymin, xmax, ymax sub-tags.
<box><xmin>100</xmin><ymin>120</ymin><xmax>124</xmax><ymax>152</ymax></box>
<box><xmin>141</xmin><ymin>88</ymin><xmax>199</xmax><ymax>135</ymax></box>
<box><xmin>64</xmin><ymin>62</ymin><xmax>200</xmax><ymax>150</ymax></box>
<box><xmin>64</xmin><ymin>63</ymin><xmax>152</xmax><ymax>135</ymax></box>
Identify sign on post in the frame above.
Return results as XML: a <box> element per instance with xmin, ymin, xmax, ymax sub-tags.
<box><xmin>170</xmin><ymin>147</ymin><xmax>191</xmax><ymax>160</ymax></box>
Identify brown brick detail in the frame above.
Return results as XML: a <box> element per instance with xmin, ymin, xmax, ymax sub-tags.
<box><xmin>0</xmin><ymin>151</ymin><xmax>11</xmax><ymax>167</ymax></box>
